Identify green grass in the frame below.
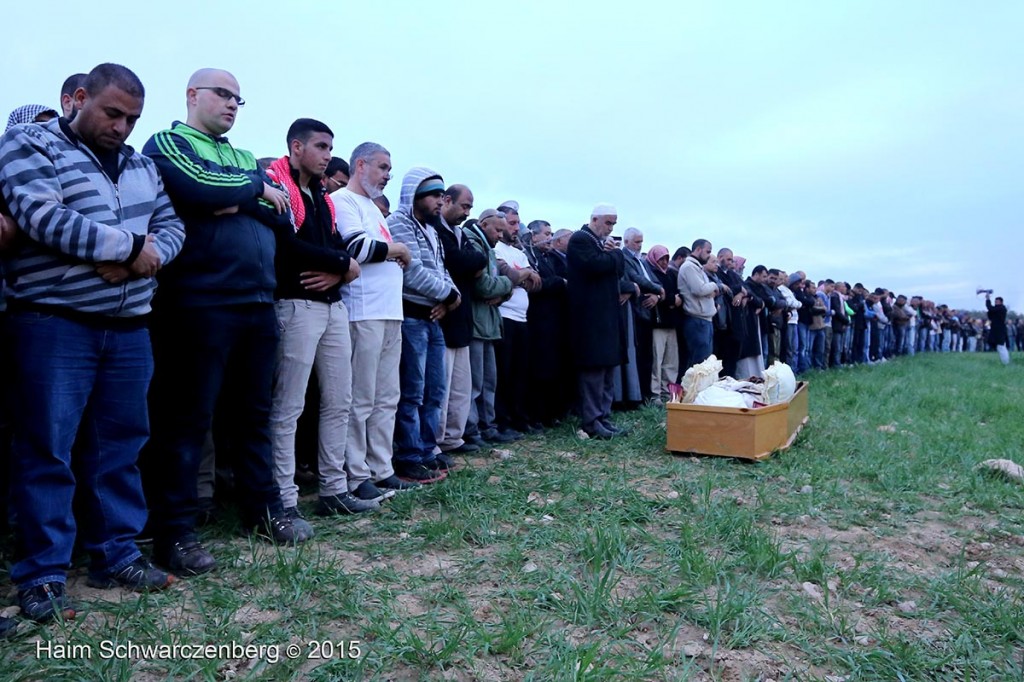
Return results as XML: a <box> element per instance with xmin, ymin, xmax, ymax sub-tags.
<box><xmin>3</xmin><ymin>352</ymin><xmax>1024</xmax><ymax>680</ymax></box>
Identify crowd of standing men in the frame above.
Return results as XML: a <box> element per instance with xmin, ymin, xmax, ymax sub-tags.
<box><xmin>0</xmin><ymin>63</ymin><xmax>1013</xmax><ymax>631</ymax></box>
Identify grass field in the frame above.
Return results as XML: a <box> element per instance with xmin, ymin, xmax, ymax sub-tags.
<box><xmin>2</xmin><ymin>352</ymin><xmax>1023</xmax><ymax>681</ymax></box>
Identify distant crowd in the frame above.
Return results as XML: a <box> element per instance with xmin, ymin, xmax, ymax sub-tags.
<box><xmin>0</xmin><ymin>63</ymin><xmax>1013</xmax><ymax>632</ymax></box>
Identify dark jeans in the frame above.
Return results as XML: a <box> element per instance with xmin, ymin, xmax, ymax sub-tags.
<box><xmin>634</xmin><ymin>316</ymin><xmax>654</xmax><ymax>401</ymax></box>
<box><xmin>394</xmin><ymin>318</ymin><xmax>446</xmax><ymax>467</ymax></box>
<box><xmin>495</xmin><ymin>318</ymin><xmax>530</xmax><ymax>431</ymax></box>
<box><xmin>8</xmin><ymin>311</ymin><xmax>149</xmax><ymax>588</ymax></box>
<box><xmin>683</xmin><ymin>316</ymin><xmax>713</xmax><ymax>370</ymax></box>
<box><xmin>809</xmin><ymin>328</ymin><xmax>826</xmax><ymax>369</ymax></box>
<box><xmin>578</xmin><ymin>366</ymin><xmax>615</xmax><ymax>432</ymax></box>
<box><xmin>142</xmin><ymin>304</ymin><xmax>282</xmax><ymax>544</ymax></box>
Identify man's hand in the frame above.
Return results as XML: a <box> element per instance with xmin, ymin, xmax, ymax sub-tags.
<box><xmin>603</xmin><ymin>239</ymin><xmax>618</xmax><ymax>251</ymax></box>
<box><xmin>388</xmin><ymin>242</ymin><xmax>411</xmax><ymax>268</ymax></box>
<box><xmin>521</xmin><ymin>271</ymin><xmax>542</xmax><ymax>292</ymax></box>
<box><xmin>732</xmin><ymin>293</ymin><xmax>744</xmax><ymax>307</ymax></box>
<box><xmin>130</xmin><ymin>234</ymin><xmax>161</xmax><ymax>278</ymax></box>
<box><xmin>262</xmin><ymin>183</ymin><xmax>289</xmax><ymax>214</ymax></box>
<box><xmin>213</xmin><ymin>205</ymin><xmax>240</xmax><ymax>216</ymax></box>
<box><xmin>342</xmin><ymin>259</ymin><xmax>361</xmax><ymax>284</ymax></box>
<box><xmin>485</xmin><ymin>297</ymin><xmax>504</xmax><ymax>306</ymax></box>
<box><xmin>674</xmin><ymin>294</ymin><xmax>683</xmax><ymax>308</ymax></box>
<box><xmin>429</xmin><ymin>303</ymin><xmax>447</xmax><ymax>321</ymax></box>
<box><xmin>301</xmin><ymin>271</ymin><xmax>343</xmax><ymax>291</ymax></box>
<box><xmin>641</xmin><ymin>293</ymin><xmax>658</xmax><ymax>309</ymax></box>
<box><xmin>446</xmin><ymin>294</ymin><xmax>462</xmax><ymax>311</ymax></box>
<box><xmin>720</xmin><ymin>284</ymin><xmax>732</xmax><ymax>297</ymax></box>
<box><xmin>96</xmin><ymin>263</ymin><xmax>132</xmax><ymax>283</ymax></box>
<box><xmin>0</xmin><ymin>215</ymin><xmax>18</xmax><ymax>250</ymax></box>
<box><xmin>618</xmin><ymin>292</ymin><xmax>631</xmax><ymax>305</ymax></box>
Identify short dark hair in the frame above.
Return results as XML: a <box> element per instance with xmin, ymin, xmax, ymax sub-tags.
<box><xmin>825</xmin><ymin>278</ymin><xmax>835</xmax><ymax>285</ymax></box>
<box><xmin>286</xmin><ymin>118</ymin><xmax>333</xmax><ymax>146</ymax></box>
<box><xmin>61</xmin><ymin>73</ymin><xmax>87</xmax><ymax>98</ymax></box>
<box><xmin>326</xmin><ymin>157</ymin><xmax>349</xmax><ymax>177</ymax></box>
<box><xmin>768</xmin><ymin>268</ymin><xmax>780</xmax><ymax>276</ymax></box>
<box><xmin>672</xmin><ymin>246</ymin><xmax>690</xmax><ymax>261</ymax></box>
<box><xmin>527</xmin><ymin>220</ymin><xmax>551</xmax><ymax>235</ymax></box>
<box><xmin>691</xmin><ymin>238</ymin><xmax>710</xmax><ymax>251</ymax></box>
<box><xmin>84</xmin><ymin>63</ymin><xmax>144</xmax><ymax>99</ymax></box>
<box><xmin>752</xmin><ymin>265</ymin><xmax>768</xmax><ymax>276</ymax></box>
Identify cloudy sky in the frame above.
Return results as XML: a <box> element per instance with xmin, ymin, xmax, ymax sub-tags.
<box><xmin>6</xmin><ymin>1</ymin><xmax>1020</xmax><ymax>312</ymax></box>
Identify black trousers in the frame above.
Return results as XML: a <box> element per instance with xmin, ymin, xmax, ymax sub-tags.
<box><xmin>495</xmin><ymin>318</ymin><xmax>530</xmax><ymax>431</ymax></box>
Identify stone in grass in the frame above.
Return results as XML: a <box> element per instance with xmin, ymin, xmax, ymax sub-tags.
<box><xmin>522</xmin><ymin>561</ymin><xmax>539</xmax><ymax>574</ymax></box>
<box><xmin>576</xmin><ymin>429</ymin><xmax>590</xmax><ymax>440</ymax></box>
<box><xmin>665</xmin><ymin>490</ymin><xmax>680</xmax><ymax>500</ymax></box>
<box><xmin>801</xmin><ymin>582</ymin><xmax>824</xmax><ymax>602</ymax></box>
<box><xmin>977</xmin><ymin>458</ymin><xmax>1024</xmax><ymax>483</ymax></box>
<box><xmin>487</xmin><ymin>476</ymin><xmax>501</xmax><ymax>485</ymax></box>
<box><xmin>493</xmin><ymin>449</ymin><xmax>513</xmax><ymax>460</ymax></box>
<box><xmin>527</xmin><ymin>492</ymin><xmax>545</xmax><ymax>507</ymax></box>
<box><xmin>799</xmin><ymin>485</ymin><xmax>813</xmax><ymax>495</ymax></box>
<box><xmin>680</xmin><ymin>642</ymin><xmax>704</xmax><ymax>658</ymax></box>
<box><xmin>896</xmin><ymin>600</ymin><xmax>917</xmax><ymax>614</ymax></box>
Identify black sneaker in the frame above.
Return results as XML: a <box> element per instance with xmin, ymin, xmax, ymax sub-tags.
<box><xmin>375</xmin><ymin>474</ymin><xmax>421</xmax><ymax>491</ymax></box>
<box><xmin>154</xmin><ymin>537</ymin><xmax>217</xmax><ymax>577</ymax></box>
<box><xmin>87</xmin><ymin>557</ymin><xmax>176</xmax><ymax>591</ymax></box>
<box><xmin>486</xmin><ymin>430</ymin><xmax>520</xmax><ymax>444</ymax></box>
<box><xmin>430</xmin><ymin>453</ymin><xmax>457</xmax><ymax>471</ymax></box>
<box><xmin>463</xmin><ymin>434</ymin><xmax>485</xmax><ymax>446</ymax></box>
<box><xmin>258</xmin><ymin>508</ymin><xmax>315</xmax><ymax>544</ymax></box>
<box><xmin>395</xmin><ymin>463</ymin><xmax>447</xmax><ymax>484</ymax></box>
<box><xmin>599</xmin><ymin>419</ymin><xmax>627</xmax><ymax>436</ymax></box>
<box><xmin>0</xmin><ymin>616</ymin><xmax>17</xmax><ymax>639</ymax></box>
<box><xmin>18</xmin><ymin>582</ymin><xmax>75</xmax><ymax>623</ymax></box>
<box><xmin>352</xmin><ymin>480</ymin><xmax>394</xmax><ymax>502</ymax></box>
<box><xmin>315</xmin><ymin>493</ymin><xmax>380</xmax><ymax>516</ymax></box>
<box><xmin>583</xmin><ymin>424</ymin><xmax>616</xmax><ymax>440</ymax></box>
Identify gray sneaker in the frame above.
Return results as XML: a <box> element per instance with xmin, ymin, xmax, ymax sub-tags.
<box><xmin>352</xmin><ymin>480</ymin><xmax>395</xmax><ymax>502</ymax></box>
<box><xmin>315</xmin><ymin>493</ymin><xmax>380</xmax><ymax>516</ymax></box>
<box><xmin>259</xmin><ymin>507</ymin><xmax>315</xmax><ymax>544</ymax></box>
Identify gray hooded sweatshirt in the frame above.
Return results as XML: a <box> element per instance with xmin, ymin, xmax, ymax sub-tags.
<box><xmin>386</xmin><ymin>166</ymin><xmax>459</xmax><ymax>316</ymax></box>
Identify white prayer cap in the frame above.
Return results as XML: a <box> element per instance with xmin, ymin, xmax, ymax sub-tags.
<box><xmin>498</xmin><ymin>200</ymin><xmax>519</xmax><ymax>213</ymax></box>
<box><xmin>591</xmin><ymin>203</ymin><xmax>617</xmax><ymax>218</ymax></box>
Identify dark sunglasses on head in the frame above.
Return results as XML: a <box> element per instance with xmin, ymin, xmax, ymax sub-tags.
<box><xmin>195</xmin><ymin>86</ymin><xmax>245</xmax><ymax>106</ymax></box>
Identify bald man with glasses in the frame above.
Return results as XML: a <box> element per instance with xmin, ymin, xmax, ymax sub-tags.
<box><xmin>140</xmin><ymin>68</ymin><xmax>315</xmax><ymax>578</ymax></box>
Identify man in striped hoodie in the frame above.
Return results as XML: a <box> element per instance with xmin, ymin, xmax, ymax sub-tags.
<box><xmin>0</xmin><ymin>63</ymin><xmax>184</xmax><ymax>621</ymax></box>
<box><xmin>387</xmin><ymin>168</ymin><xmax>461</xmax><ymax>483</ymax></box>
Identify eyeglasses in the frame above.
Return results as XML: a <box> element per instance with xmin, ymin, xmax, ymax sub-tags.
<box><xmin>195</xmin><ymin>86</ymin><xmax>245</xmax><ymax>106</ymax></box>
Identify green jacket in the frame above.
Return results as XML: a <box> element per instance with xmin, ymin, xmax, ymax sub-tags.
<box><xmin>464</xmin><ymin>223</ymin><xmax>513</xmax><ymax>341</ymax></box>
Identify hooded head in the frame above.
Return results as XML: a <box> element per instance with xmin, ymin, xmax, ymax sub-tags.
<box><xmin>399</xmin><ymin>166</ymin><xmax>445</xmax><ymax>227</ymax></box>
<box><xmin>399</xmin><ymin>166</ymin><xmax>443</xmax><ymax>213</ymax></box>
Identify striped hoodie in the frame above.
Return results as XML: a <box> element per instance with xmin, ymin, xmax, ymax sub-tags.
<box><xmin>0</xmin><ymin>118</ymin><xmax>184</xmax><ymax>317</ymax></box>
<box><xmin>385</xmin><ymin>167</ymin><xmax>458</xmax><ymax>316</ymax></box>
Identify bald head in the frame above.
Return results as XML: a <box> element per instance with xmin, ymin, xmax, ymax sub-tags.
<box><xmin>442</xmin><ymin>184</ymin><xmax>474</xmax><ymax>226</ymax></box>
<box><xmin>186</xmin><ymin>68</ymin><xmax>242</xmax><ymax>136</ymax></box>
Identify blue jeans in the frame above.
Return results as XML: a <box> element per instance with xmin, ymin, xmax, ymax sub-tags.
<box><xmin>786</xmin><ymin>324</ymin><xmax>799</xmax><ymax>367</ymax></box>
<box><xmin>143</xmin><ymin>304</ymin><xmax>282</xmax><ymax>544</ymax></box>
<box><xmin>682</xmin><ymin>316</ymin><xmax>713</xmax><ymax>370</ymax></box>
<box><xmin>809</xmin><ymin>328</ymin><xmax>826</xmax><ymax>369</ymax></box>
<box><xmin>797</xmin><ymin>323</ymin><xmax>810</xmax><ymax>372</ymax></box>
<box><xmin>8</xmin><ymin>311</ymin><xmax>150</xmax><ymax>589</ymax></box>
<box><xmin>394</xmin><ymin>318</ymin><xmax>447</xmax><ymax>466</ymax></box>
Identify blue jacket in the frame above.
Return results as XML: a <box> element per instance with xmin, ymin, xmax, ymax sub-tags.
<box><xmin>143</xmin><ymin>121</ymin><xmax>289</xmax><ymax>307</ymax></box>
